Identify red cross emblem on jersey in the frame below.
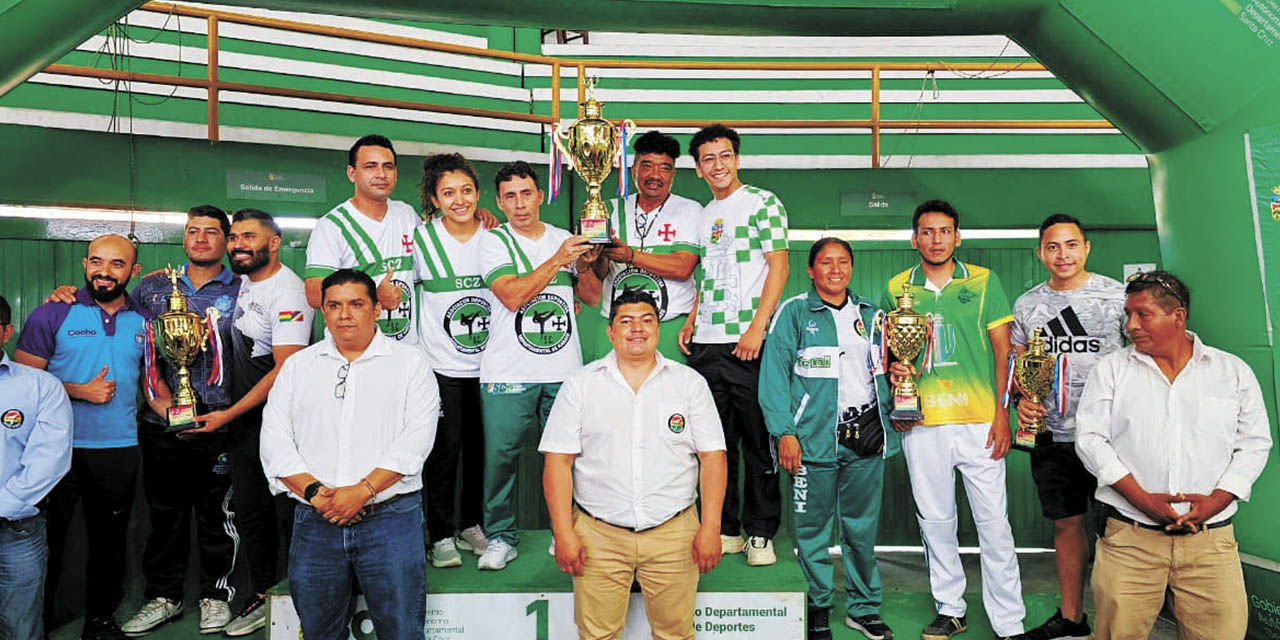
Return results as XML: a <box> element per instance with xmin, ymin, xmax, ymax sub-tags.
<box><xmin>401</xmin><ymin>234</ymin><xmax>413</xmax><ymax>254</ymax></box>
<box><xmin>657</xmin><ymin>223</ymin><xmax>676</xmax><ymax>242</ymax></box>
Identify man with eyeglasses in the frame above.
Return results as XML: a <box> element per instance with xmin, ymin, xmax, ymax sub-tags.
<box><xmin>679</xmin><ymin>124</ymin><xmax>789</xmax><ymax>567</ymax></box>
<box><xmin>261</xmin><ymin>268</ymin><xmax>439</xmax><ymax>640</ymax></box>
<box><xmin>579</xmin><ymin>130</ymin><xmax>702</xmax><ymax>362</ymax></box>
<box><xmin>1075</xmin><ymin>270</ymin><xmax>1271</xmax><ymax>640</ymax></box>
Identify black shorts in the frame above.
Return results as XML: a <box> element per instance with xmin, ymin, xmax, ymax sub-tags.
<box><xmin>1029</xmin><ymin>432</ymin><xmax>1097</xmax><ymax>520</ymax></box>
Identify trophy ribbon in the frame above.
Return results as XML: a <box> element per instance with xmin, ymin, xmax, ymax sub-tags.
<box><xmin>1001</xmin><ymin>352</ymin><xmax>1017</xmax><ymax>408</ymax></box>
<box><xmin>547</xmin><ymin>128</ymin><xmax>563</xmax><ymax>204</ymax></box>
<box><xmin>1053</xmin><ymin>353</ymin><xmax>1069</xmax><ymax>416</ymax></box>
<box><xmin>204</xmin><ymin>309</ymin><xmax>224</xmax><ymax>386</ymax></box>
<box><xmin>144</xmin><ymin>322</ymin><xmax>159</xmax><ymax>401</ymax></box>
<box><xmin>617</xmin><ymin>122</ymin><xmax>630</xmax><ymax>197</ymax></box>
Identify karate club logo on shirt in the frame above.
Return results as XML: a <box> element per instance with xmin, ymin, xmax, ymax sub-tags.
<box><xmin>516</xmin><ymin>293</ymin><xmax>572</xmax><ymax>354</ymax></box>
<box><xmin>611</xmin><ymin>267</ymin><xmax>669</xmax><ymax>320</ymax></box>
<box><xmin>444</xmin><ymin>296</ymin><xmax>491</xmax><ymax>354</ymax></box>
<box><xmin>378</xmin><ymin>278</ymin><xmax>414</xmax><ymax>340</ymax></box>
<box><xmin>1</xmin><ymin>410</ymin><xmax>23</xmax><ymax>430</ymax></box>
<box><xmin>668</xmin><ymin>413</ymin><xmax>686</xmax><ymax>434</ymax></box>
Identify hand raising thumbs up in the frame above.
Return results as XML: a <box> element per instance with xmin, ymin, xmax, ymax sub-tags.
<box><xmin>77</xmin><ymin>366</ymin><xmax>116</xmax><ymax>404</ymax></box>
<box><xmin>376</xmin><ymin>270</ymin><xmax>402</xmax><ymax>311</ymax></box>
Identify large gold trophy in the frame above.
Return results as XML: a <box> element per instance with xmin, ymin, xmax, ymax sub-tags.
<box><xmin>1013</xmin><ymin>327</ymin><xmax>1057</xmax><ymax>450</ymax></box>
<box><xmin>553</xmin><ymin>77</ymin><xmax>635</xmax><ymax>244</ymax></box>
<box><xmin>153</xmin><ymin>265</ymin><xmax>219</xmax><ymax>431</ymax></box>
<box><xmin>886</xmin><ymin>281</ymin><xmax>931</xmax><ymax>421</ymax></box>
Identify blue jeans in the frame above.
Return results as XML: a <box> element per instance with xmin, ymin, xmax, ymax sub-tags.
<box><xmin>0</xmin><ymin>513</ymin><xmax>47</xmax><ymax>640</ymax></box>
<box><xmin>289</xmin><ymin>493</ymin><xmax>425</xmax><ymax>640</ymax></box>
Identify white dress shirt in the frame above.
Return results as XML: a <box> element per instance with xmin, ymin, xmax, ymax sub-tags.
<box><xmin>260</xmin><ymin>331</ymin><xmax>440</xmax><ymax>503</ymax></box>
<box><xmin>538</xmin><ymin>352</ymin><xmax>726</xmax><ymax>530</ymax></box>
<box><xmin>1075</xmin><ymin>332</ymin><xmax>1272</xmax><ymax>525</ymax></box>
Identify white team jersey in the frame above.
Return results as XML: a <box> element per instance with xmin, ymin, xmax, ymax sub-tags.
<box><xmin>694</xmin><ymin>184</ymin><xmax>789</xmax><ymax>344</ymax></box>
<box><xmin>305</xmin><ymin>198</ymin><xmax>421</xmax><ymax>345</ymax></box>
<box><xmin>233</xmin><ymin>265</ymin><xmax>312</xmax><ymax>358</ymax></box>
<box><xmin>413</xmin><ymin>217</ymin><xmax>490</xmax><ymax>378</ymax></box>
<box><xmin>599</xmin><ymin>193</ymin><xmax>702</xmax><ymax>321</ymax></box>
<box><xmin>478</xmin><ymin>222</ymin><xmax>583</xmax><ymax>384</ymax></box>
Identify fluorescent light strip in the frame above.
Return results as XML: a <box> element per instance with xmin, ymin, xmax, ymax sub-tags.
<box><xmin>0</xmin><ymin>204</ymin><xmax>317</xmax><ymax>229</ymax></box>
<box><xmin>789</xmin><ymin>228</ymin><xmax>1040</xmax><ymax>241</ymax></box>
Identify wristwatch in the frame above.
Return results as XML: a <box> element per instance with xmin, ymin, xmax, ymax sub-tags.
<box><xmin>303</xmin><ymin>481</ymin><xmax>324</xmax><ymax>503</ymax></box>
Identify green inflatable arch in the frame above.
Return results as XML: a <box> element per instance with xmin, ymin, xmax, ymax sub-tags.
<box><xmin>3</xmin><ymin>0</ymin><xmax>1278</xmax><ymax>616</ymax></box>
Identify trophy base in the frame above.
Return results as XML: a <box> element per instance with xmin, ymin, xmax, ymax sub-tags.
<box><xmin>580</xmin><ymin>217</ymin><xmax>613</xmax><ymax>246</ymax></box>
<box><xmin>889</xmin><ymin>392</ymin><xmax>923</xmax><ymax>422</ymax></box>
<box><xmin>164</xmin><ymin>404</ymin><xmax>198</xmax><ymax>433</ymax></box>
<box><xmin>1011</xmin><ymin>426</ymin><xmax>1040</xmax><ymax>452</ymax></box>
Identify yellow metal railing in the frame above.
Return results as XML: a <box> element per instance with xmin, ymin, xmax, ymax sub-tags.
<box><xmin>42</xmin><ymin>1</ymin><xmax>1114</xmax><ymax>168</ymax></box>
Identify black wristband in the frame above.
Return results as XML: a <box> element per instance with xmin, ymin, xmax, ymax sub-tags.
<box><xmin>303</xmin><ymin>481</ymin><xmax>323</xmax><ymax>502</ymax></box>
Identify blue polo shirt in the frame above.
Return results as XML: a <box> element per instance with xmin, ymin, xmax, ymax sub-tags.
<box><xmin>15</xmin><ymin>288</ymin><xmax>152</xmax><ymax>449</ymax></box>
<box><xmin>0</xmin><ymin>352</ymin><xmax>73</xmax><ymax>518</ymax></box>
<box><xmin>132</xmin><ymin>265</ymin><xmax>240</xmax><ymax>424</ymax></box>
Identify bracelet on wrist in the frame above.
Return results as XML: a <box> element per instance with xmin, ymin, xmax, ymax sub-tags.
<box><xmin>360</xmin><ymin>479</ymin><xmax>377</xmax><ymax>502</ymax></box>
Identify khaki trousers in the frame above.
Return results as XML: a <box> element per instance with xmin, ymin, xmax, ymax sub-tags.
<box><xmin>1092</xmin><ymin>518</ymin><xmax>1247</xmax><ymax>640</ymax></box>
<box><xmin>571</xmin><ymin>506</ymin><xmax>700</xmax><ymax>640</ymax></box>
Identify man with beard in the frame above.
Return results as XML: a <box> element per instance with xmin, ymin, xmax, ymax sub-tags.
<box><xmin>182</xmin><ymin>209</ymin><xmax>313</xmax><ymax>636</ymax></box>
<box><xmin>15</xmin><ymin>233</ymin><xmax>170</xmax><ymax>640</ymax></box>
<box><xmin>119</xmin><ymin>206</ymin><xmax>241</xmax><ymax>635</ymax></box>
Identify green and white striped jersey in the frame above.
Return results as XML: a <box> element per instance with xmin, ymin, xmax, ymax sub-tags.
<box><xmin>598</xmin><ymin>193</ymin><xmax>702</xmax><ymax>321</ymax></box>
<box><xmin>412</xmin><ymin>218</ymin><xmax>490</xmax><ymax>378</ymax></box>
<box><xmin>479</xmin><ymin>222</ymin><xmax>583</xmax><ymax>384</ymax></box>
<box><xmin>305</xmin><ymin>198</ymin><xmax>421</xmax><ymax>345</ymax></box>
<box><xmin>693</xmin><ymin>185</ymin><xmax>789</xmax><ymax>343</ymax></box>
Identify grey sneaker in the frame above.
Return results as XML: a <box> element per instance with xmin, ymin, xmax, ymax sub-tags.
<box><xmin>197</xmin><ymin>599</ymin><xmax>231</xmax><ymax>634</ymax></box>
<box><xmin>223</xmin><ymin>596</ymin><xmax>267</xmax><ymax>637</ymax></box>
<box><xmin>921</xmin><ymin>614</ymin><xmax>966</xmax><ymax>640</ymax></box>
<box><xmin>121</xmin><ymin>598</ymin><xmax>183</xmax><ymax>636</ymax></box>
<box><xmin>477</xmin><ymin>538</ymin><xmax>518</xmax><ymax>570</ymax></box>
<box><xmin>430</xmin><ymin>537</ymin><xmax>463</xmax><ymax>568</ymax></box>
<box><xmin>456</xmin><ymin>525</ymin><xmax>488</xmax><ymax>555</ymax></box>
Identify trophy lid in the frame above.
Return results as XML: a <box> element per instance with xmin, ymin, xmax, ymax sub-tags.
<box><xmin>163</xmin><ymin>264</ymin><xmax>190</xmax><ymax>314</ymax></box>
<box><xmin>580</xmin><ymin>76</ymin><xmax>604</xmax><ymax>119</ymax></box>
<box><xmin>896</xmin><ymin>281</ymin><xmax>915</xmax><ymax>310</ymax></box>
<box><xmin>1027</xmin><ymin>327</ymin><xmax>1048</xmax><ymax>355</ymax></box>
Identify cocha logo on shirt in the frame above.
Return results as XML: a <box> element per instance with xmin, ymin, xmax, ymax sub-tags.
<box><xmin>1</xmin><ymin>409</ymin><xmax>23</xmax><ymax>429</ymax></box>
<box><xmin>444</xmin><ymin>296</ymin><xmax>491</xmax><ymax>354</ymax></box>
<box><xmin>668</xmin><ymin>413</ymin><xmax>686</xmax><ymax>434</ymax></box>
<box><xmin>612</xmin><ymin>268</ymin><xmax>669</xmax><ymax>319</ymax></box>
<box><xmin>516</xmin><ymin>293</ymin><xmax>572</xmax><ymax>354</ymax></box>
<box><xmin>67</xmin><ymin>329</ymin><xmax>97</xmax><ymax>338</ymax></box>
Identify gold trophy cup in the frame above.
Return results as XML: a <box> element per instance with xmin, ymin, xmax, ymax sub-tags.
<box><xmin>1013</xmin><ymin>327</ymin><xmax>1057</xmax><ymax>450</ymax></box>
<box><xmin>153</xmin><ymin>265</ymin><xmax>218</xmax><ymax>431</ymax></box>
<box><xmin>553</xmin><ymin>77</ymin><xmax>635</xmax><ymax>244</ymax></box>
<box><xmin>886</xmin><ymin>281</ymin><xmax>931</xmax><ymax>421</ymax></box>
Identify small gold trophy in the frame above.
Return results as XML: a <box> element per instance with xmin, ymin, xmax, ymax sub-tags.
<box><xmin>153</xmin><ymin>265</ymin><xmax>219</xmax><ymax>431</ymax></box>
<box><xmin>1013</xmin><ymin>327</ymin><xmax>1057</xmax><ymax>450</ymax></box>
<box><xmin>553</xmin><ymin>77</ymin><xmax>635</xmax><ymax>244</ymax></box>
<box><xmin>886</xmin><ymin>281</ymin><xmax>931</xmax><ymax>421</ymax></box>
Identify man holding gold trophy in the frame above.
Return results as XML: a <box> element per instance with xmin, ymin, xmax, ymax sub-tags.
<box><xmin>1010</xmin><ymin>214</ymin><xmax>1124</xmax><ymax>640</ymax></box>
<box><xmin>883</xmin><ymin>201</ymin><xmax>1027</xmax><ymax>640</ymax></box>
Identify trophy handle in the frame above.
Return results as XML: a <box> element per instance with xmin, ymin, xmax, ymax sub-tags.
<box><xmin>551</xmin><ymin>123</ymin><xmax>577</xmax><ymax>173</ymax></box>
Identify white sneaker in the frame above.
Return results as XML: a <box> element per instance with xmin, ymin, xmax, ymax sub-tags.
<box><xmin>456</xmin><ymin>525</ymin><xmax>489</xmax><ymax>555</ymax></box>
<box><xmin>477</xmin><ymin>538</ymin><xmax>518</xmax><ymax>570</ymax></box>
<box><xmin>223</xmin><ymin>595</ymin><xmax>267</xmax><ymax>637</ymax></box>
<box><xmin>430</xmin><ymin>537</ymin><xmax>463</xmax><ymax>568</ymax></box>
<box><xmin>548</xmin><ymin>538</ymin><xmax>556</xmax><ymax>556</ymax></box>
<box><xmin>197</xmin><ymin>599</ymin><xmax>231</xmax><ymax>634</ymax></box>
<box><xmin>721</xmin><ymin>534</ymin><xmax>746</xmax><ymax>554</ymax></box>
<box><xmin>745</xmin><ymin>536</ymin><xmax>776</xmax><ymax>566</ymax></box>
<box><xmin>121</xmin><ymin>597</ymin><xmax>183</xmax><ymax>636</ymax></box>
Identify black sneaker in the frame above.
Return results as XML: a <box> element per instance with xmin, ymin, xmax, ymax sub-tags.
<box><xmin>807</xmin><ymin>607</ymin><xmax>833</xmax><ymax>640</ymax></box>
<box><xmin>846</xmin><ymin>613</ymin><xmax>894</xmax><ymax>640</ymax></box>
<box><xmin>82</xmin><ymin>616</ymin><xmax>127</xmax><ymax>640</ymax></box>
<box><xmin>1022</xmin><ymin>609</ymin><xmax>1091</xmax><ymax>640</ymax></box>
<box><xmin>921</xmin><ymin>614</ymin><xmax>967</xmax><ymax>640</ymax></box>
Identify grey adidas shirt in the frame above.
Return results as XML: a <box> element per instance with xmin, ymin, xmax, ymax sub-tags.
<box><xmin>1011</xmin><ymin>274</ymin><xmax>1126</xmax><ymax>442</ymax></box>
